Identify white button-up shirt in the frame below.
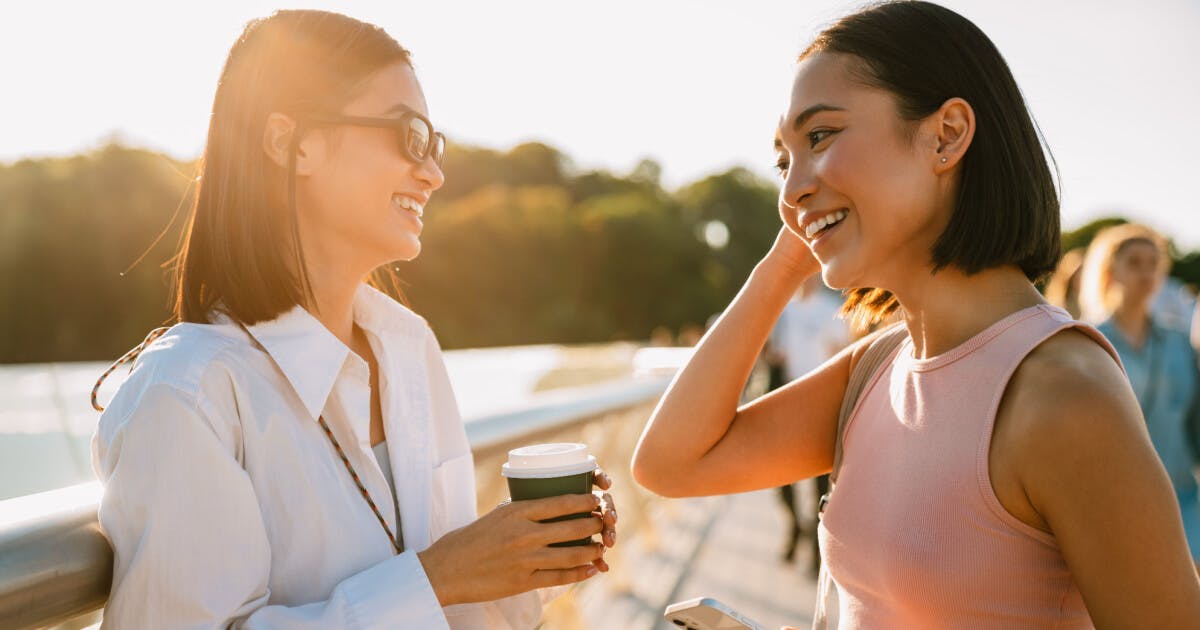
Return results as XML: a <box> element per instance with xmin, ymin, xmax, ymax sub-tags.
<box><xmin>92</xmin><ymin>285</ymin><xmax>543</xmax><ymax>628</ymax></box>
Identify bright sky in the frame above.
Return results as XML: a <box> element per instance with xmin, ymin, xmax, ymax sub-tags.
<box><xmin>3</xmin><ymin>0</ymin><xmax>1198</xmax><ymax>247</ymax></box>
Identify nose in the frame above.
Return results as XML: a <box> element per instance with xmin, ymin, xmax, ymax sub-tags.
<box><xmin>779</xmin><ymin>161</ymin><xmax>817</xmax><ymax>210</ymax></box>
<box><xmin>414</xmin><ymin>155</ymin><xmax>445</xmax><ymax>192</ymax></box>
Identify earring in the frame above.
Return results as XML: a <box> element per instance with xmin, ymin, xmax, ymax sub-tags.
<box><xmin>939</xmin><ymin>157</ymin><xmax>948</xmax><ymax>163</ymax></box>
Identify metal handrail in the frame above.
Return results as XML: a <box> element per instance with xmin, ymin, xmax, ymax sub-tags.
<box><xmin>0</xmin><ymin>374</ymin><xmax>670</xmax><ymax>630</ymax></box>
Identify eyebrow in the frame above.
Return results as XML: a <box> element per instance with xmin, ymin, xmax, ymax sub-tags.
<box><xmin>382</xmin><ymin>103</ymin><xmax>419</xmax><ymax>116</ymax></box>
<box><xmin>792</xmin><ymin>104</ymin><xmax>845</xmax><ymax>130</ymax></box>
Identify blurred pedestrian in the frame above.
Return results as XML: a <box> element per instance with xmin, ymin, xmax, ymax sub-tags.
<box><xmin>1044</xmin><ymin>247</ymin><xmax>1085</xmax><ymax>319</ymax></box>
<box><xmin>1080</xmin><ymin>223</ymin><xmax>1200</xmax><ymax>567</ymax></box>
<box><xmin>765</xmin><ymin>275</ymin><xmax>849</xmax><ymax>567</ymax></box>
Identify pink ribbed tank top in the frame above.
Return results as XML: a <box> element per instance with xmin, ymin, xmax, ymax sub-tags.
<box><xmin>818</xmin><ymin>304</ymin><xmax>1120</xmax><ymax>628</ymax></box>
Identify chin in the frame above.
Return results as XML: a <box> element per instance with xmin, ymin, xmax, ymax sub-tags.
<box><xmin>820</xmin><ymin>268</ymin><xmax>855</xmax><ymax>292</ymax></box>
<box><xmin>818</xmin><ymin>252</ymin><xmax>875</xmax><ymax>293</ymax></box>
<box><xmin>395</xmin><ymin>243</ymin><xmax>421</xmax><ymax>262</ymax></box>
<box><xmin>385</xmin><ymin>233</ymin><xmax>422</xmax><ymax>262</ymax></box>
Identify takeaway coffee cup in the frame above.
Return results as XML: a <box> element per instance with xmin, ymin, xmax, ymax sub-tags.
<box><xmin>502</xmin><ymin>443</ymin><xmax>597</xmax><ymax>547</ymax></box>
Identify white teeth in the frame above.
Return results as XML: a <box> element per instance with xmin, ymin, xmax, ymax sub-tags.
<box><xmin>805</xmin><ymin>209</ymin><xmax>848</xmax><ymax>239</ymax></box>
<box><xmin>392</xmin><ymin>195</ymin><xmax>424</xmax><ymax>218</ymax></box>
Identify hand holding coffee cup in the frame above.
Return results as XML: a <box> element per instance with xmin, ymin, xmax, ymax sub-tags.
<box><xmin>502</xmin><ymin>443</ymin><xmax>607</xmax><ymax>547</ymax></box>
<box><xmin>416</xmin><ymin>492</ymin><xmax>607</xmax><ymax>606</ymax></box>
<box><xmin>415</xmin><ymin>443</ymin><xmax>618</xmax><ymax>606</ymax></box>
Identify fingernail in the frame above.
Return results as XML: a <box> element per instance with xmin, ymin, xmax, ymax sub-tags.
<box><xmin>611</xmin><ymin>509</ymin><xmax>618</xmax><ymax>522</ymax></box>
<box><xmin>610</xmin><ymin>530</ymin><xmax>617</xmax><ymax>544</ymax></box>
<box><xmin>586</xmin><ymin>566</ymin><xmax>598</xmax><ymax>576</ymax></box>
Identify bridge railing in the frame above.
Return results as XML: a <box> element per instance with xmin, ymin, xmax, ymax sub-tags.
<box><xmin>0</xmin><ymin>374</ymin><xmax>674</xmax><ymax>630</ymax></box>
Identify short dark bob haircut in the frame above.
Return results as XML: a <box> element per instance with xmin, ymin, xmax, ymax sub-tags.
<box><xmin>799</xmin><ymin>1</ymin><xmax>1061</xmax><ymax>327</ymax></box>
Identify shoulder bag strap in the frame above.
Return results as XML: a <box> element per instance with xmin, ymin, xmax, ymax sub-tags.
<box><xmin>813</xmin><ymin>321</ymin><xmax>907</xmax><ymax>630</ymax></box>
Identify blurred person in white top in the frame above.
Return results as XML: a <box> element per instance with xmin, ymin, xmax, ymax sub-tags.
<box><xmin>764</xmin><ymin>274</ymin><xmax>849</xmax><ymax>566</ymax></box>
<box><xmin>768</xmin><ymin>275</ymin><xmax>850</xmax><ymax>383</ymax></box>
<box><xmin>90</xmin><ymin>10</ymin><xmax>617</xmax><ymax>629</ymax></box>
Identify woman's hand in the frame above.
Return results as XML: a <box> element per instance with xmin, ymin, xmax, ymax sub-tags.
<box><xmin>417</xmin><ymin>468</ymin><xmax>619</xmax><ymax>607</ymax></box>
<box><xmin>763</xmin><ymin>225</ymin><xmax>820</xmax><ymax>279</ymax></box>
<box><xmin>593</xmin><ymin>468</ymin><xmax>618</xmax><ymax>555</ymax></box>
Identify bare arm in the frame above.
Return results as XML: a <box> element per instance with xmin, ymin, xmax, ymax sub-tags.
<box><xmin>1011</xmin><ymin>331</ymin><xmax>1200</xmax><ymax>627</ymax></box>
<box><xmin>632</xmin><ymin>228</ymin><xmax>863</xmax><ymax>497</ymax></box>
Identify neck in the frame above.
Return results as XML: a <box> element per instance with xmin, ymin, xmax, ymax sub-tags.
<box><xmin>293</xmin><ymin>218</ymin><xmax>377</xmax><ymax>350</ymax></box>
<box><xmin>304</xmin><ymin>264</ymin><xmax>367</xmax><ymax>350</ymax></box>
<box><xmin>1111</xmin><ymin>302</ymin><xmax>1150</xmax><ymax>341</ymax></box>
<box><xmin>891</xmin><ymin>264</ymin><xmax>1044</xmax><ymax>359</ymax></box>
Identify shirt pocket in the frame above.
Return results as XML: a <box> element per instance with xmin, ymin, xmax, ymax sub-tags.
<box><xmin>429</xmin><ymin>452</ymin><xmax>478</xmax><ymax>541</ymax></box>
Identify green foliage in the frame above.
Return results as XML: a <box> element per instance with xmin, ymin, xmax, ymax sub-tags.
<box><xmin>0</xmin><ymin>145</ymin><xmax>196</xmax><ymax>362</ymax></box>
<box><xmin>3</xmin><ymin>142</ymin><xmax>1195</xmax><ymax>362</ymax></box>
<box><xmin>1061</xmin><ymin>217</ymin><xmax>1128</xmax><ymax>254</ymax></box>
<box><xmin>1173</xmin><ymin>253</ymin><xmax>1200</xmax><ymax>290</ymax></box>
<box><xmin>0</xmin><ymin>141</ymin><xmax>781</xmax><ymax>361</ymax></box>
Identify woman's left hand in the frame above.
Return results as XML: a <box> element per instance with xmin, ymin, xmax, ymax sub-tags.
<box><xmin>592</xmin><ymin>468</ymin><xmax>618</xmax><ymax>571</ymax></box>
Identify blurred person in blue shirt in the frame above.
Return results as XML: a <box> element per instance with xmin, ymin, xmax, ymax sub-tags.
<box><xmin>1081</xmin><ymin>223</ymin><xmax>1200</xmax><ymax>563</ymax></box>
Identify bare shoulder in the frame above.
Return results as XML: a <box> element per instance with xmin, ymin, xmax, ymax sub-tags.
<box><xmin>1006</xmin><ymin>328</ymin><xmax>1137</xmax><ymax>431</ymax></box>
<box><xmin>999</xmin><ymin>327</ymin><xmax>1149</xmax><ymax>488</ymax></box>
<box><xmin>995</xmin><ymin>330</ymin><xmax>1200</xmax><ymax>626</ymax></box>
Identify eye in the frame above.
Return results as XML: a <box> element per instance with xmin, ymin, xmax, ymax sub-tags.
<box><xmin>807</xmin><ymin>128</ymin><xmax>838</xmax><ymax>148</ymax></box>
<box><xmin>773</xmin><ymin>157</ymin><xmax>790</xmax><ymax>178</ymax></box>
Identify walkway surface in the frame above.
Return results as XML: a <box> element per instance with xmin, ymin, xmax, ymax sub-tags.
<box><xmin>556</xmin><ymin>487</ymin><xmax>824</xmax><ymax>630</ymax></box>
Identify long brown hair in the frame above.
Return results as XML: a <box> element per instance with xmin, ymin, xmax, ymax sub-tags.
<box><xmin>173</xmin><ymin>10</ymin><xmax>411</xmax><ymax>325</ymax></box>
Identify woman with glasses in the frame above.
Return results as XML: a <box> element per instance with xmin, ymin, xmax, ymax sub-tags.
<box><xmin>1079</xmin><ymin>223</ymin><xmax>1200</xmax><ymax>568</ymax></box>
<box><xmin>91</xmin><ymin>10</ymin><xmax>616</xmax><ymax>628</ymax></box>
<box><xmin>633</xmin><ymin>2</ymin><xmax>1200</xmax><ymax>627</ymax></box>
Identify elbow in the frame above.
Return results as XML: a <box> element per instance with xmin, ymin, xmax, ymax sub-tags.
<box><xmin>629</xmin><ymin>444</ymin><xmax>654</xmax><ymax>489</ymax></box>
<box><xmin>630</xmin><ymin>451</ymin><xmax>658</xmax><ymax>493</ymax></box>
<box><xmin>630</xmin><ymin>445</ymin><xmax>689</xmax><ymax>498</ymax></box>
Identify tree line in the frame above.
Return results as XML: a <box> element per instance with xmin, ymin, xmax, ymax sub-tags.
<box><xmin>1</xmin><ymin>141</ymin><xmax>1196</xmax><ymax>363</ymax></box>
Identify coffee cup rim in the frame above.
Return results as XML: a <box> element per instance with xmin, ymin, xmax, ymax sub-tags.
<box><xmin>501</xmin><ymin>455</ymin><xmax>597</xmax><ymax>479</ymax></box>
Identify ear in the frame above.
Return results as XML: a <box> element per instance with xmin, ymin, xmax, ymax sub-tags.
<box><xmin>931</xmin><ymin>97</ymin><xmax>975</xmax><ymax>174</ymax></box>
<box><xmin>262</xmin><ymin>113</ymin><xmax>319</xmax><ymax>176</ymax></box>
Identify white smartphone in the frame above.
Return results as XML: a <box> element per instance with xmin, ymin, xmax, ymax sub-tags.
<box><xmin>663</xmin><ymin>596</ymin><xmax>767</xmax><ymax>630</ymax></box>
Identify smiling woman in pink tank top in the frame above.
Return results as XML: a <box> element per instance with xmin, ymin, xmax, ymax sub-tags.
<box><xmin>632</xmin><ymin>2</ymin><xmax>1200</xmax><ymax>627</ymax></box>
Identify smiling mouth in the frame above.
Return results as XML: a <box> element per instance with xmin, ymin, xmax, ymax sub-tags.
<box><xmin>805</xmin><ymin>209</ymin><xmax>848</xmax><ymax>240</ymax></box>
<box><xmin>392</xmin><ymin>194</ymin><xmax>424</xmax><ymax>218</ymax></box>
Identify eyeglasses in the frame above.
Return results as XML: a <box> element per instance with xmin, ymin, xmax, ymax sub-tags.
<box><xmin>306</xmin><ymin>107</ymin><xmax>446</xmax><ymax>167</ymax></box>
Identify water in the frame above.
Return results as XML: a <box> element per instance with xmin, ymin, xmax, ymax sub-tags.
<box><xmin>0</xmin><ymin>345</ymin><xmax>634</xmax><ymax>501</ymax></box>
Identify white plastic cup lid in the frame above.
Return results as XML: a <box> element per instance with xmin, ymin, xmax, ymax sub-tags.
<box><xmin>501</xmin><ymin>443</ymin><xmax>597</xmax><ymax>479</ymax></box>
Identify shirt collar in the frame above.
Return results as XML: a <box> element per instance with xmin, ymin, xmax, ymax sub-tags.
<box><xmin>1098</xmin><ymin>315</ymin><xmax>1164</xmax><ymax>350</ymax></box>
<box><xmin>219</xmin><ymin>284</ymin><xmax>428</xmax><ymax>420</ymax></box>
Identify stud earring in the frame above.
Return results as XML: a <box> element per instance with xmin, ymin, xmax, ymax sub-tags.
<box><xmin>939</xmin><ymin>157</ymin><xmax>948</xmax><ymax>163</ymax></box>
